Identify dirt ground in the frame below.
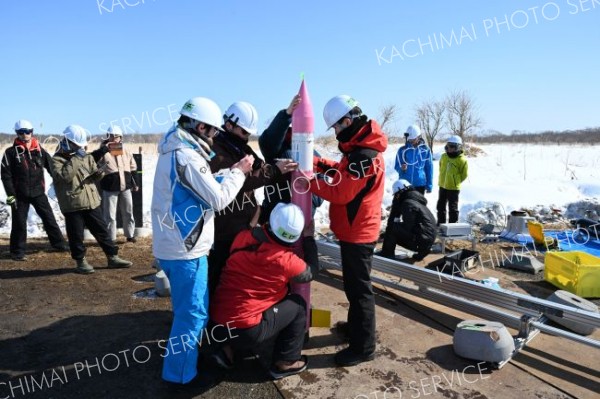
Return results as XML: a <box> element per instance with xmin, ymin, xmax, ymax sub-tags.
<box><xmin>0</xmin><ymin>236</ymin><xmax>282</xmax><ymax>399</ymax></box>
<box><xmin>0</xmin><ymin>235</ymin><xmax>598</xmax><ymax>399</ymax></box>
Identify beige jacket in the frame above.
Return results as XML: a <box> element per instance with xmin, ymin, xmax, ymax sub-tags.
<box><xmin>100</xmin><ymin>149</ymin><xmax>137</xmax><ymax>192</ymax></box>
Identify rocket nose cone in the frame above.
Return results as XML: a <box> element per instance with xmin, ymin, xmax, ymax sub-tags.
<box><xmin>292</xmin><ymin>79</ymin><xmax>314</xmax><ymax>132</ymax></box>
<box><xmin>298</xmin><ymin>79</ymin><xmax>312</xmax><ymax>106</ymax></box>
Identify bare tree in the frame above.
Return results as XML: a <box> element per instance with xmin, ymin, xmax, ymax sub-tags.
<box><xmin>378</xmin><ymin>104</ymin><xmax>399</xmax><ymax>135</ymax></box>
<box><xmin>415</xmin><ymin>99</ymin><xmax>445</xmax><ymax>150</ymax></box>
<box><xmin>445</xmin><ymin>90</ymin><xmax>482</xmax><ymax>141</ymax></box>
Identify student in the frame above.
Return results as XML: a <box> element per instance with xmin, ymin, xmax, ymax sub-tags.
<box><xmin>151</xmin><ymin>97</ymin><xmax>253</xmax><ymax>386</ymax></box>
<box><xmin>52</xmin><ymin>125</ymin><xmax>132</xmax><ymax>274</ymax></box>
<box><xmin>208</xmin><ymin>101</ymin><xmax>296</xmax><ymax>296</ymax></box>
<box><xmin>211</xmin><ymin>203</ymin><xmax>317</xmax><ymax>379</ymax></box>
<box><xmin>308</xmin><ymin>95</ymin><xmax>388</xmax><ymax>367</ymax></box>
<box><xmin>437</xmin><ymin>135</ymin><xmax>468</xmax><ymax>224</ymax></box>
<box><xmin>378</xmin><ymin>179</ymin><xmax>437</xmax><ymax>261</ymax></box>
<box><xmin>99</xmin><ymin>125</ymin><xmax>138</xmax><ymax>243</ymax></box>
<box><xmin>1</xmin><ymin>119</ymin><xmax>68</xmax><ymax>260</ymax></box>
<box><xmin>394</xmin><ymin>124</ymin><xmax>433</xmax><ymax>194</ymax></box>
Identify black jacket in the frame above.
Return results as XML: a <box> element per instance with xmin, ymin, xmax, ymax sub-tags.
<box><xmin>1</xmin><ymin>138</ymin><xmax>54</xmax><ymax>199</ymax></box>
<box><xmin>387</xmin><ymin>189</ymin><xmax>437</xmax><ymax>248</ymax></box>
<box><xmin>209</xmin><ymin>131</ymin><xmax>281</xmax><ymax>241</ymax></box>
<box><xmin>258</xmin><ymin>109</ymin><xmax>323</xmax><ymax>222</ymax></box>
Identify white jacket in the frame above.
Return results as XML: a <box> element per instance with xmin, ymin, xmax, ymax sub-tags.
<box><xmin>152</xmin><ymin>125</ymin><xmax>245</xmax><ymax>260</ymax></box>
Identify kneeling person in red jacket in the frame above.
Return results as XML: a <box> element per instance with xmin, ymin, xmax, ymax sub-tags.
<box><xmin>210</xmin><ymin>203</ymin><xmax>317</xmax><ymax>379</ymax></box>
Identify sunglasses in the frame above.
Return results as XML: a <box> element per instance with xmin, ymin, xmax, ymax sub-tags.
<box><xmin>446</xmin><ymin>143</ymin><xmax>458</xmax><ymax>149</ymax></box>
<box><xmin>16</xmin><ymin>129</ymin><xmax>33</xmax><ymax>135</ymax></box>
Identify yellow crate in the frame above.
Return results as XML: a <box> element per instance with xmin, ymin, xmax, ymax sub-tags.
<box><xmin>544</xmin><ymin>251</ymin><xmax>600</xmax><ymax>298</ymax></box>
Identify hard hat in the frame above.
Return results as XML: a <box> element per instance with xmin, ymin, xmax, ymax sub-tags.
<box><xmin>14</xmin><ymin>120</ymin><xmax>34</xmax><ymax>132</ymax></box>
<box><xmin>107</xmin><ymin>125</ymin><xmax>123</xmax><ymax>136</ymax></box>
<box><xmin>447</xmin><ymin>135</ymin><xmax>463</xmax><ymax>145</ymax></box>
<box><xmin>63</xmin><ymin>125</ymin><xmax>88</xmax><ymax>147</ymax></box>
<box><xmin>406</xmin><ymin>124</ymin><xmax>421</xmax><ymax>140</ymax></box>
<box><xmin>180</xmin><ymin>97</ymin><xmax>224</xmax><ymax>131</ymax></box>
<box><xmin>392</xmin><ymin>179</ymin><xmax>412</xmax><ymax>194</ymax></box>
<box><xmin>323</xmin><ymin>95</ymin><xmax>359</xmax><ymax>129</ymax></box>
<box><xmin>223</xmin><ymin>101</ymin><xmax>259</xmax><ymax>135</ymax></box>
<box><xmin>269</xmin><ymin>203</ymin><xmax>305</xmax><ymax>244</ymax></box>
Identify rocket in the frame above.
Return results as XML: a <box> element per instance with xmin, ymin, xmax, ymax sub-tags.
<box><xmin>291</xmin><ymin>78</ymin><xmax>314</xmax><ymax>331</ymax></box>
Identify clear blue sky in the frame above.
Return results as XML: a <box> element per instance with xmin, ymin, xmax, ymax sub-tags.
<box><xmin>1</xmin><ymin>0</ymin><xmax>598</xmax><ymax>136</ymax></box>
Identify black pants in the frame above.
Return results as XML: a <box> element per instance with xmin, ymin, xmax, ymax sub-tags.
<box><xmin>381</xmin><ymin>223</ymin><xmax>433</xmax><ymax>260</ymax></box>
<box><xmin>63</xmin><ymin>206</ymin><xmax>118</xmax><ymax>260</ymax></box>
<box><xmin>436</xmin><ymin>187</ymin><xmax>460</xmax><ymax>224</ymax></box>
<box><xmin>339</xmin><ymin>241</ymin><xmax>376</xmax><ymax>355</ymax></box>
<box><xmin>10</xmin><ymin>194</ymin><xmax>66</xmax><ymax>257</ymax></box>
<box><xmin>230</xmin><ymin>294</ymin><xmax>306</xmax><ymax>363</ymax></box>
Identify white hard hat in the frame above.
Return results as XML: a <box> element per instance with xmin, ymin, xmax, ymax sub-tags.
<box><xmin>406</xmin><ymin>124</ymin><xmax>421</xmax><ymax>140</ymax></box>
<box><xmin>270</xmin><ymin>203</ymin><xmax>305</xmax><ymax>244</ymax></box>
<box><xmin>14</xmin><ymin>120</ymin><xmax>34</xmax><ymax>132</ymax></box>
<box><xmin>392</xmin><ymin>179</ymin><xmax>412</xmax><ymax>194</ymax></box>
<box><xmin>107</xmin><ymin>125</ymin><xmax>123</xmax><ymax>136</ymax></box>
<box><xmin>180</xmin><ymin>97</ymin><xmax>224</xmax><ymax>131</ymax></box>
<box><xmin>63</xmin><ymin>125</ymin><xmax>88</xmax><ymax>147</ymax></box>
<box><xmin>447</xmin><ymin>135</ymin><xmax>463</xmax><ymax>145</ymax></box>
<box><xmin>223</xmin><ymin>101</ymin><xmax>259</xmax><ymax>135</ymax></box>
<box><xmin>323</xmin><ymin>95</ymin><xmax>359</xmax><ymax>129</ymax></box>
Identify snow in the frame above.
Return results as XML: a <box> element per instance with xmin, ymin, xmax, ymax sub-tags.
<box><xmin>2</xmin><ymin>143</ymin><xmax>600</xmax><ymax>237</ymax></box>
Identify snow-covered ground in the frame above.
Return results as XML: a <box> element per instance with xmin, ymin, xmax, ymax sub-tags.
<box><xmin>2</xmin><ymin>143</ymin><xmax>600</xmax><ymax>237</ymax></box>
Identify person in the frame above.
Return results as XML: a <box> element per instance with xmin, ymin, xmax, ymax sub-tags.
<box><xmin>52</xmin><ymin>125</ymin><xmax>132</xmax><ymax>274</ymax></box>
<box><xmin>99</xmin><ymin>125</ymin><xmax>139</xmax><ymax>243</ymax></box>
<box><xmin>437</xmin><ymin>135</ymin><xmax>468</xmax><ymax>224</ymax></box>
<box><xmin>258</xmin><ymin>94</ymin><xmax>324</xmax><ymax>270</ymax></box>
<box><xmin>393</xmin><ymin>124</ymin><xmax>433</xmax><ymax>194</ymax></box>
<box><xmin>1</xmin><ymin>120</ymin><xmax>69</xmax><ymax>261</ymax></box>
<box><xmin>151</xmin><ymin>97</ymin><xmax>254</xmax><ymax>386</ymax></box>
<box><xmin>208</xmin><ymin>101</ymin><xmax>297</xmax><ymax>296</ymax></box>
<box><xmin>378</xmin><ymin>179</ymin><xmax>437</xmax><ymax>261</ymax></box>
<box><xmin>210</xmin><ymin>203</ymin><xmax>317</xmax><ymax>379</ymax></box>
<box><xmin>307</xmin><ymin>95</ymin><xmax>388</xmax><ymax>367</ymax></box>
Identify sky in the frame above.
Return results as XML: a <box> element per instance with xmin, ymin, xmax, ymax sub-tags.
<box><xmin>0</xmin><ymin>0</ymin><xmax>599</xmax><ymax>136</ymax></box>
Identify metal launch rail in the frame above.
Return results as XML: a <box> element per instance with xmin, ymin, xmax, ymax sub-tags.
<box><xmin>316</xmin><ymin>240</ymin><xmax>600</xmax><ymax>368</ymax></box>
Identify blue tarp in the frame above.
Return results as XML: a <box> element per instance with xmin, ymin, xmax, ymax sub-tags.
<box><xmin>513</xmin><ymin>230</ymin><xmax>600</xmax><ymax>258</ymax></box>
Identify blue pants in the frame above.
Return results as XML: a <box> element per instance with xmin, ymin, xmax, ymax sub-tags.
<box><xmin>159</xmin><ymin>257</ymin><xmax>209</xmax><ymax>384</ymax></box>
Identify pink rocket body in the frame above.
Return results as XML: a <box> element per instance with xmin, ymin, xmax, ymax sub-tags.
<box><xmin>291</xmin><ymin>79</ymin><xmax>314</xmax><ymax>330</ymax></box>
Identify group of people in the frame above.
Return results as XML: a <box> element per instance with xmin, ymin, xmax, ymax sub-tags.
<box><xmin>151</xmin><ymin>94</ymin><xmax>387</xmax><ymax>387</ymax></box>
<box><xmin>1</xmin><ymin>120</ymin><xmax>137</xmax><ymax>272</ymax></box>
<box><xmin>379</xmin><ymin>124</ymin><xmax>469</xmax><ymax>260</ymax></box>
<box><xmin>2</xmin><ymin>95</ymin><xmax>470</xmax><ymax>388</ymax></box>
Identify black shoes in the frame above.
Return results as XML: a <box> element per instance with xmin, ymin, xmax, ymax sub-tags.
<box><xmin>212</xmin><ymin>348</ymin><xmax>234</xmax><ymax>370</ymax></box>
<box><xmin>10</xmin><ymin>254</ymin><xmax>27</xmax><ymax>261</ymax></box>
<box><xmin>127</xmin><ymin>237</ymin><xmax>137</xmax><ymax>243</ymax></box>
<box><xmin>269</xmin><ymin>355</ymin><xmax>309</xmax><ymax>380</ymax></box>
<box><xmin>334</xmin><ymin>347</ymin><xmax>375</xmax><ymax>367</ymax></box>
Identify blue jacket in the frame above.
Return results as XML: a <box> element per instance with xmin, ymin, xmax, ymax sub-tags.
<box><xmin>394</xmin><ymin>140</ymin><xmax>433</xmax><ymax>192</ymax></box>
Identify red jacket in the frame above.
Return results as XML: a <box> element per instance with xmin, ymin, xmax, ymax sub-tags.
<box><xmin>210</xmin><ymin>227</ymin><xmax>307</xmax><ymax>329</ymax></box>
<box><xmin>310</xmin><ymin>117</ymin><xmax>388</xmax><ymax>243</ymax></box>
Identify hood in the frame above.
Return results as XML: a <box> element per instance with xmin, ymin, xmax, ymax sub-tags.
<box><xmin>337</xmin><ymin>117</ymin><xmax>388</xmax><ymax>154</ymax></box>
<box><xmin>159</xmin><ymin>123</ymin><xmax>213</xmax><ymax>161</ymax></box>
<box><xmin>399</xmin><ymin>189</ymin><xmax>427</xmax><ymax>205</ymax></box>
<box><xmin>14</xmin><ymin>137</ymin><xmax>41</xmax><ymax>152</ymax></box>
<box><xmin>447</xmin><ymin>150</ymin><xmax>464</xmax><ymax>159</ymax></box>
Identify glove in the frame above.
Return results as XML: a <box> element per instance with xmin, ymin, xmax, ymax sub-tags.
<box><xmin>75</xmin><ymin>148</ymin><xmax>87</xmax><ymax>158</ymax></box>
<box><xmin>6</xmin><ymin>196</ymin><xmax>16</xmax><ymax>206</ymax></box>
